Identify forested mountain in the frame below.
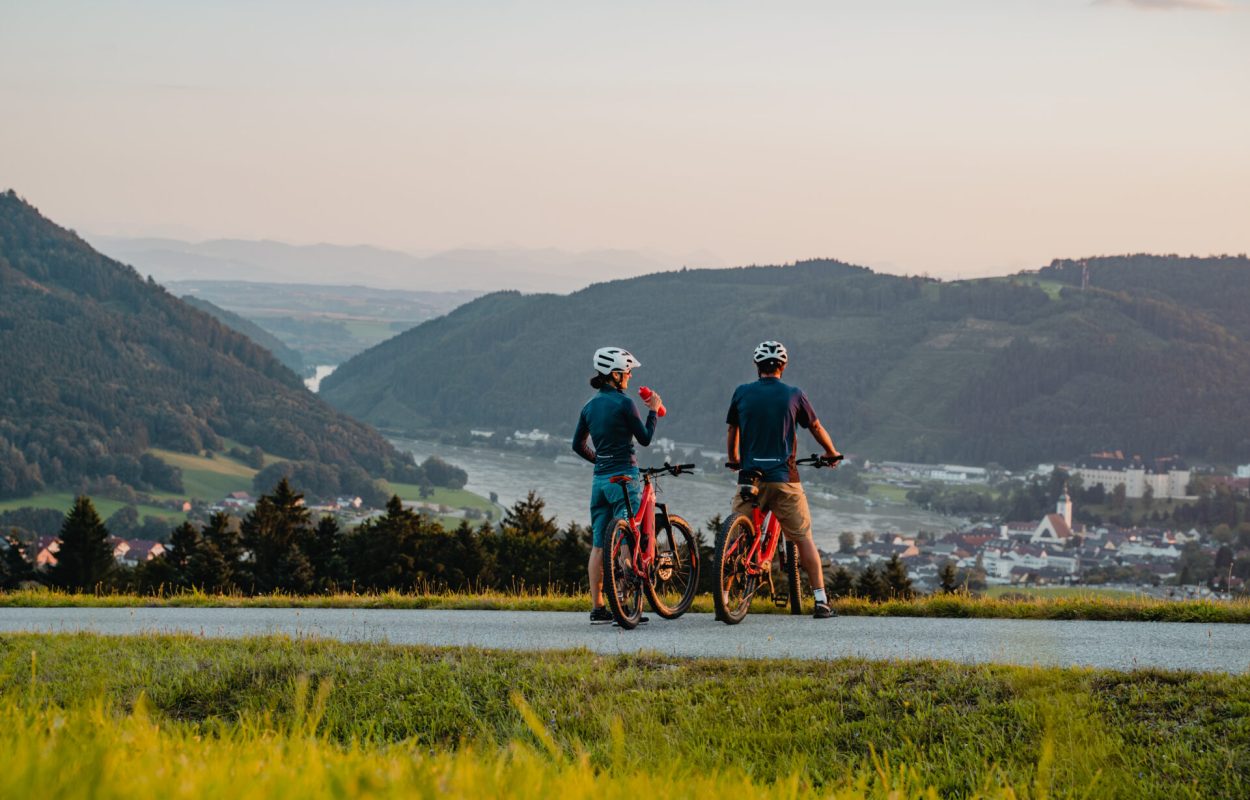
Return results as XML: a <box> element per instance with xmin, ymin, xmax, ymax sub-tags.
<box><xmin>322</xmin><ymin>257</ymin><xmax>1250</xmax><ymax>467</ymax></box>
<box><xmin>180</xmin><ymin>295</ymin><xmax>308</xmax><ymax>377</ymax></box>
<box><xmin>0</xmin><ymin>191</ymin><xmax>421</xmax><ymax>499</ymax></box>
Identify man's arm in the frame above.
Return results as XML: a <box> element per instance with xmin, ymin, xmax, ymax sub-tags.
<box><xmin>808</xmin><ymin>419</ymin><xmax>841</xmax><ymax>460</ymax></box>
<box><xmin>726</xmin><ymin>424</ymin><xmax>740</xmax><ymax>465</ymax></box>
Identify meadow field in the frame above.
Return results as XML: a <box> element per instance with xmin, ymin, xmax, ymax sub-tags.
<box><xmin>3</xmin><ymin>588</ymin><xmax>1248</xmax><ymax>623</ymax></box>
<box><xmin>0</xmin><ymin>632</ymin><xmax>1245</xmax><ymax>799</ymax></box>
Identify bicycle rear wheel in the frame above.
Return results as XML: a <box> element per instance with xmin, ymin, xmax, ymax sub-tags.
<box><xmin>604</xmin><ymin>519</ymin><xmax>643</xmax><ymax>629</ymax></box>
<box><xmin>713</xmin><ymin>513</ymin><xmax>757</xmax><ymax>625</ymax></box>
<box><xmin>645</xmin><ymin>513</ymin><xmax>700</xmax><ymax>619</ymax></box>
<box><xmin>784</xmin><ymin>540</ymin><xmax>803</xmax><ymax>615</ymax></box>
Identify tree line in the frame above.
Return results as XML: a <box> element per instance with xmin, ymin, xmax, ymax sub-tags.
<box><xmin>3</xmin><ymin>478</ymin><xmax>929</xmax><ymax>601</ymax></box>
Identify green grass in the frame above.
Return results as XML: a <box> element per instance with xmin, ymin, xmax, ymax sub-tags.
<box><xmin>147</xmin><ymin>447</ymin><xmax>258</xmax><ymax>502</ymax></box>
<box><xmin>865</xmin><ymin>482</ymin><xmax>910</xmax><ymax>503</ymax></box>
<box><xmin>983</xmin><ymin>586</ymin><xmax>1141</xmax><ymax>601</ymax></box>
<box><xmin>0</xmin><ymin>492</ymin><xmax>184</xmax><ymax>524</ymax></box>
<box><xmin>3</xmin><ymin>588</ymin><xmax>1248</xmax><ymax>623</ymax></box>
<box><xmin>1</xmin><ymin>633</ymin><xmax>1246</xmax><ymax>798</ymax></box>
<box><xmin>384</xmin><ymin>483</ymin><xmax>498</xmax><ymax>514</ymax></box>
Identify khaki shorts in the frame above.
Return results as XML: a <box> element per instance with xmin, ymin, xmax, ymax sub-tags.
<box><xmin>731</xmin><ymin>481</ymin><xmax>812</xmax><ymax>543</ymax></box>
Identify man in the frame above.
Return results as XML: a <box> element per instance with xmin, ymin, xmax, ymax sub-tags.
<box><xmin>726</xmin><ymin>340</ymin><xmax>842</xmax><ymax>619</ymax></box>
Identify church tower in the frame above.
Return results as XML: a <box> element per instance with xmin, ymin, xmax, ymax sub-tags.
<box><xmin>1057</xmin><ymin>484</ymin><xmax>1073</xmax><ymax>528</ymax></box>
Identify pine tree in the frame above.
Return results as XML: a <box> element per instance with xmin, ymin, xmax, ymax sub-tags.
<box><xmin>307</xmin><ymin>515</ymin><xmax>347</xmax><ymax>592</ymax></box>
<box><xmin>2</xmin><ymin>534</ymin><xmax>34</xmax><ymax>588</ymax></box>
<box><xmin>49</xmin><ymin>496</ymin><xmax>115</xmax><ymax>591</ymax></box>
<box><xmin>938</xmin><ymin>561</ymin><xmax>959</xmax><ymax>593</ymax></box>
<box><xmin>166</xmin><ymin>521</ymin><xmax>202</xmax><ymax>587</ymax></box>
<box><xmin>241</xmin><ymin>478</ymin><xmax>314</xmax><ymax>593</ymax></box>
<box><xmin>195</xmin><ymin>512</ymin><xmax>241</xmax><ymax>592</ymax></box>
<box><xmin>855</xmin><ymin>565</ymin><xmax>887</xmax><ymax>601</ymax></box>
<box><xmin>884</xmin><ymin>553</ymin><xmax>914</xmax><ymax>599</ymax></box>
<box><xmin>828</xmin><ymin>565</ymin><xmax>855</xmax><ymax>598</ymax></box>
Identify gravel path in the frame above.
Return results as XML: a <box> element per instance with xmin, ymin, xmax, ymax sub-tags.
<box><xmin>2</xmin><ymin>607</ymin><xmax>1247</xmax><ymax>673</ymax></box>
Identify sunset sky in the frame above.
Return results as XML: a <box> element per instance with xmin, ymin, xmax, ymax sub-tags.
<box><xmin>2</xmin><ymin>0</ymin><xmax>1247</xmax><ymax>277</ymax></box>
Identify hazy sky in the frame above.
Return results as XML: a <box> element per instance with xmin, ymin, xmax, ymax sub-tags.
<box><xmin>2</xmin><ymin>0</ymin><xmax>1248</xmax><ymax>277</ymax></box>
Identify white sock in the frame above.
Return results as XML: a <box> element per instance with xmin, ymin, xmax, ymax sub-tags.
<box><xmin>814</xmin><ymin>588</ymin><xmax>828</xmax><ymax>604</ymax></box>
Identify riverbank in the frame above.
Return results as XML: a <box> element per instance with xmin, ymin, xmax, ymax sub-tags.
<box><xmin>3</xmin><ymin>589</ymin><xmax>1247</xmax><ymax>623</ymax></box>
<box><xmin>2</xmin><ymin>633</ymin><xmax>1246</xmax><ymax>798</ymax></box>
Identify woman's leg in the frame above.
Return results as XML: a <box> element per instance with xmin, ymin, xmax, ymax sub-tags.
<box><xmin>589</xmin><ymin>546</ymin><xmax>604</xmax><ymax>608</ymax></box>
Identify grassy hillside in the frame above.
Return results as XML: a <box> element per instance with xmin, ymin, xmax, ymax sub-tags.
<box><xmin>3</xmin><ymin>633</ymin><xmax>1246</xmax><ymax>798</ymax></box>
<box><xmin>0</xmin><ymin>191</ymin><xmax>424</xmax><ymax>501</ymax></box>
<box><xmin>322</xmin><ymin>258</ymin><xmax>1250</xmax><ymax>466</ymax></box>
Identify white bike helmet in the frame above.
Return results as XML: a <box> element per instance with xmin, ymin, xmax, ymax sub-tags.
<box><xmin>753</xmin><ymin>340</ymin><xmax>788</xmax><ymax>364</ymax></box>
<box><xmin>593</xmin><ymin>346</ymin><xmax>641</xmax><ymax>375</ymax></box>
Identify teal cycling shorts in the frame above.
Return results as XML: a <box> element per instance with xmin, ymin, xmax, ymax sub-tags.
<box><xmin>589</xmin><ymin>469</ymin><xmax>640</xmax><ymax>548</ymax></box>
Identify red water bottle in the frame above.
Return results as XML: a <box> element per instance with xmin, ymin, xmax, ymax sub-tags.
<box><xmin>638</xmin><ymin>386</ymin><xmax>666</xmax><ymax>417</ymax></box>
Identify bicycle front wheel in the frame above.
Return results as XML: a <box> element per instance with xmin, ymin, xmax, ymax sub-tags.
<box><xmin>713</xmin><ymin>513</ymin><xmax>757</xmax><ymax>625</ymax></box>
<box><xmin>604</xmin><ymin>519</ymin><xmax>643</xmax><ymax>629</ymax></box>
<box><xmin>645</xmin><ymin>513</ymin><xmax>700</xmax><ymax>619</ymax></box>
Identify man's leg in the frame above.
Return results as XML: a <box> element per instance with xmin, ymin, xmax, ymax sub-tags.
<box><xmin>795</xmin><ymin>538</ymin><xmax>826</xmax><ymax>592</ymax></box>
<box><xmin>769</xmin><ymin>482</ymin><xmax>834</xmax><ymax>618</ymax></box>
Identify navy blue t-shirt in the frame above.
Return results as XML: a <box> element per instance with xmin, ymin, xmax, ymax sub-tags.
<box><xmin>726</xmin><ymin>377</ymin><xmax>818</xmax><ymax>482</ymax></box>
<box><xmin>572</xmin><ymin>387</ymin><xmax>658</xmax><ymax>476</ymax></box>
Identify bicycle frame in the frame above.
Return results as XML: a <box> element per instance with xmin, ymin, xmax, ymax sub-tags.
<box><xmin>611</xmin><ymin>473</ymin><xmax>662</xmax><ymax>577</ymax></box>
<box><xmin>612</xmin><ymin>463</ymin><xmax>693</xmax><ymax>579</ymax></box>
<box><xmin>741</xmin><ymin>507</ymin><xmax>783</xmax><ymax>576</ymax></box>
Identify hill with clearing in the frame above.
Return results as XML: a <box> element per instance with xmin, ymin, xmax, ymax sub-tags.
<box><xmin>322</xmin><ymin>257</ymin><xmax>1250</xmax><ymax>466</ymax></box>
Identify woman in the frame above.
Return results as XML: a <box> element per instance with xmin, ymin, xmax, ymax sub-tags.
<box><xmin>571</xmin><ymin>346</ymin><xmax>663</xmax><ymax>623</ymax></box>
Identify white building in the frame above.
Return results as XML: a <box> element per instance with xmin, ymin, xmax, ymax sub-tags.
<box><xmin>1070</xmin><ymin>452</ymin><xmax>1191</xmax><ymax>500</ymax></box>
<box><xmin>1237</xmin><ymin>465</ymin><xmax>1250</xmax><ymax>479</ymax></box>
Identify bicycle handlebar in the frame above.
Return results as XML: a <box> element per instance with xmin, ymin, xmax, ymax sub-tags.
<box><xmin>641</xmin><ymin>463</ymin><xmax>696</xmax><ymax>477</ymax></box>
<box><xmin>725</xmin><ymin>454</ymin><xmax>843</xmax><ymax>470</ymax></box>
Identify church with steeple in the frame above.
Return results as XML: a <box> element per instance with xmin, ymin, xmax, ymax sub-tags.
<box><xmin>1029</xmin><ymin>484</ymin><xmax>1075</xmax><ymax>544</ymax></box>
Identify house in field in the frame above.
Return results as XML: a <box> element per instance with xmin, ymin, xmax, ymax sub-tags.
<box><xmin>118</xmin><ymin>539</ymin><xmax>166</xmax><ymax>565</ymax></box>
<box><xmin>33</xmin><ymin>535</ymin><xmax>60</xmax><ymax>569</ymax></box>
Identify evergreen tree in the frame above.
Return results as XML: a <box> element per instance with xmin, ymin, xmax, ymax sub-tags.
<box><xmin>166</xmin><ymin>521</ymin><xmax>202</xmax><ymax>586</ymax></box>
<box><xmin>854</xmin><ymin>565</ymin><xmax>887</xmax><ymax>601</ymax></box>
<box><xmin>553</xmin><ymin>522</ymin><xmax>591</xmax><ymax>592</ymax></box>
<box><xmin>241</xmin><ymin>478</ymin><xmax>314</xmax><ymax>593</ymax></box>
<box><xmin>938</xmin><ymin>561</ymin><xmax>959</xmax><ymax>593</ymax></box>
<box><xmin>307</xmin><ymin>515</ymin><xmax>348</xmax><ymax>592</ymax></box>
<box><xmin>828</xmin><ymin>565</ymin><xmax>855</xmax><ymax>598</ymax></box>
<box><xmin>884</xmin><ymin>553</ymin><xmax>914</xmax><ymax>599</ymax></box>
<box><xmin>345</xmin><ymin>495</ymin><xmax>422</xmax><ymax>591</ymax></box>
<box><xmin>49</xmin><ymin>496</ymin><xmax>114</xmax><ymax>591</ymax></box>
<box><xmin>195</xmin><ymin>512</ymin><xmax>241</xmax><ymax>592</ymax></box>
<box><xmin>451</xmin><ymin>520</ymin><xmax>490</xmax><ymax>590</ymax></box>
<box><xmin>2</xmin><ymin>534</ymin><xmax>34</xmax><ymax>588</ymax></box>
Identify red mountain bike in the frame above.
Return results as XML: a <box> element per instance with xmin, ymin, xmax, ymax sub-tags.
<box><xmin>603</xmin><ymin>463</ymin><xmax>700</xmax><ymax>630</ymax></box>
<box><xmin>714</xmin><ymin>454</ymin><xmax>842</xmax><ymax>624</ymax></box>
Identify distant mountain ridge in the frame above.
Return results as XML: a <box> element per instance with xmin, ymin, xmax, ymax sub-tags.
<box><xmin>0</xmin><ymin>191</ymin><xmax>420</xmax><ymax>499</ymax></box>
<box><xmin>321</xmin><ymin>256</ymin><xmax>1250</xmax><ymax>467</ymax></box>
<box><xmin>89</xmin><ymin>234</ymin><xmax>702</xmax><ymax>293</ymax></box>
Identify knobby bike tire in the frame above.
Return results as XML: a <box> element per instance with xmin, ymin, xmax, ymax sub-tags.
<box><xmin>713</xmin><ymin>513</ymin><xmax>757</xmax><ymax>625</ymax></box>
<box><xmin>604</xmin><ymin>518</ymin><xmax>643</xmax><ymax>629</ymax></box>
<box><xmin>784</xmin><ymin>540</ymin><xmax>802</xmax><ymax>615</ymax></box>
<box><xmin>645</xmin><ymin>513</ymin><xmax>700</xmax><ymax>619</ymax></box>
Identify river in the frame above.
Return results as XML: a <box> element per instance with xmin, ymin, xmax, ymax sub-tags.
<box><xmin>390</xmin><ymin>438</ymin><xmax>963</xmax><ymax>550</ymax></box>
<box><xmin>304</xmin><ymin>365</ymin><xmax>337</xmax><ymax>393</ymax></box>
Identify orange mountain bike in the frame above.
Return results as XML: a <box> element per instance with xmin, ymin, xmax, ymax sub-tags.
<box><xmin>714</xmin><ymin>454</ymin><xmax>842</xmax><ymax>624</ymax></box>
<box><xmin>603</xmin><ymin>463</ymin><xmax>700</xmax><ymax>630</ymax></box>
